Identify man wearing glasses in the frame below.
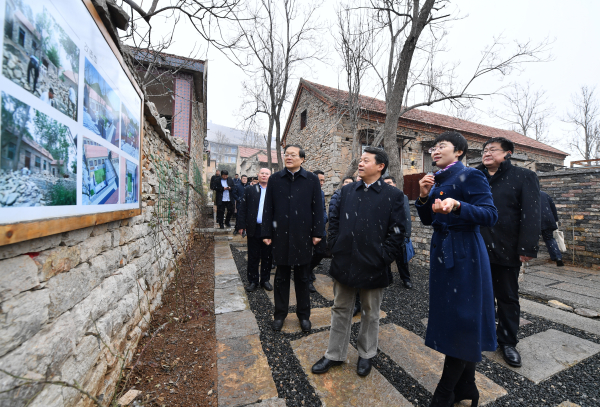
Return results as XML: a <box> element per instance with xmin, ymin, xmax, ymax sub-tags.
<box><xmin>477</xmin><ymin>137</ymin><xmax>541</xmax><ymax>368</ymax></box>
<box><xmin>261</xmin><ymin>145</ymin><xmax>325</xmax><ymax>332</ymax></box>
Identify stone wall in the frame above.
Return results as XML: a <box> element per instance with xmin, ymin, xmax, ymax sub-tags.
<box><xmin>0</xmin><ymin>106</ymin><xmax>202</xmax><ymax>406</ymax></box>
<box><xmin>538</xmin><ymin>168</ymin><xmax>600</xmax><ymax>269</ymax></box>
<box><xmin>410</xmin><ymin>168</ymin><xmax>600</xmax><ymax>270</ymax></box>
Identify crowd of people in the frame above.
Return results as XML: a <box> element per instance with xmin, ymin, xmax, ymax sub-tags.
<box><xmin>209</xmin><ymin>133</ymin><xmax>563</xmax><ymax>407</ymax></box>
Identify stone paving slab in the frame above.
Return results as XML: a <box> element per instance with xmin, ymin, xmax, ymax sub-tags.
<box><xmin>421</xmin><ymin>318</ymin><xmax>530</xmax><ymax>328</ymax></box>
<box><xmin>313</xmin><ymin>274</ymin><xmax>335</xmax><ymax>301</ymax></box>
<box><xmin>378</xmin><ymin>324</ymin><xmax>507</xmax><ymax>406</ymax></box>
<box><xmin>290</xmin><ymin>330</ymin><xmax>413</xmax><ymax>407</ymax></box>
<box><xmin>483</xmin><ymin>329</ymin><xmax>600</xmax><ymax>384</ymax></box>
<box><xmin>520</xmin><ymin>299</ymin><xmax>600</xmax><ymax>336</ymax></box>
<box><xmin>529</xmin><ymin>271</ymin><xmax>600</xmax><ymax>291</ymax></box>
<box><xmin>217</xmin><ymin>310</ymin><xmax>260</xmax><ymax>340</ymax></box>
<box><xmin>281</xmin><ymin>307</ymin><xmax>387</xmax><ymax>333</ymax></box>
<box><xmin>520</xmin><ymin>281</ymin><xmax>600</xmax><ymax>312</ymax></box>
<box><xmin>217</xmin><ymin>334</ymin><xmax>278</xmax><ymax>407</ymax></box>
<box><xmin>524</xmin><ymin>274</ymin><xmax>560</xmax><ymax>287</ymax></box>
<box><xmin>525</xmin><ymin>265</ymin><xmax>593</xmax><ymax>279</ymax></box>
<box><xmin>245</xmin><ymin>397</ymin><xmax>287</xmax><ymax>407</ymax></box>
<box><xmin>552</xmin><ymin>282</ymin><xmax>600</xmax><ymax>299</ymax></box>
<box><xmin>216</xmin><ymin>258</ymin><xmax>239</xmax><ymax>277</ymax></box>
<box><xmin>265</xmin><ymin>280</ymin><xmax>296</xmax><ymax>306</ymax></box>
<box><xmin>215</xmin><ymin>244</ymin><xmax>233</xmax><ymax>259</ymax></box>
<box><xmin>215</xmin><ymin>274</ymin><xmax>243</xmax><ymax>289</ymax></box>
<box><xmin>215</xmin><ymin>285</ymin><xmax>250</xmax><ymax>315</ymax></box>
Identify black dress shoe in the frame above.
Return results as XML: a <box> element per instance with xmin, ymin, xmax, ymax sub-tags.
<box><xmin>308</xmin><ymin>283</ymin><xmax>317</xmax><ymax>293</ymax></box>
<box><xmin>311</xmin><ymin>356</ymin><xmax>343</xmax><ymax>374</ymax></box>
<box><xmin>300</xmin><ymin>319</ymin><xmax>311</xmax><ymax>332</ymax></box>
<box><xmin>500</xmin><ymin>345</ymin><xmax>522</xmax><ymax>367</ymax></box>
<box><xmin>272</xmin><ymin>319</ymin><xmax>284</xmax><ymax>331</ymax></box>
<box><xmin>219</xmin><ymin>224</ymin><xmax>224</xmax><ymax>229</ymax></box>
<box><xmin>245</xmin><ymin>283</ymin><xmax>258</xmax><ymax>292</ymax></box>
<box><xmin>225</xmin><ymin>223</ymin><xmax>231</xmax><ymax>228</ymax></box>
<box><xmin>403</xmin><ymin>280</ymin><xmax>413</xmax><ymax>289</ymax></box>
<box><xmin>557</xmin><ymin>260</ymin><xmax>564</xmax><ymax>267</ymax></box>
<box><xmin>356</xmin><ymin>356</ymin><xmax>372</xmax><ymax>376</ymax></box>
<box><xmin>261</xmin><ymin>281</ymin><xmax>273</xmax><ymax>291</ymax></box>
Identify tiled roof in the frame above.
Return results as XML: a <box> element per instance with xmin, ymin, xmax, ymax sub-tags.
<box><xmin>84</xmin><ymin>145</ymin><xmax>108</xmax><ymax>159</ymax></box>
<box><xmin>22</xmin><ymin>137</ymin><xmax>53</xmax><ymax>160</ymax></box>
<box><xmin>14</xmin><ymin>11</ymin><xmax>39</xmax><ymax>39</ymax></box>
<box><xmin>239</xmin><ymin>146</ymin><xmax>280</xmax><ymax>162</ymax></box>
<box><xmin>302</xmin><ymin>79</ymin><xmax>568</xmax><ymax>156</ymax></box>
<box><xmin>127</xmin><ymin>47</ymin><xmax>205</xmax><ymax>73</ymax></box>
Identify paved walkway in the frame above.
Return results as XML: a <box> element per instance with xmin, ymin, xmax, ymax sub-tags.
<box><xmin>214</xmin><ymin>233</ymin><xmax>599</xmax><ymax>406</ymax></box>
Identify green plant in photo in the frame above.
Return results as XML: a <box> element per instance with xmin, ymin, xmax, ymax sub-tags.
<box><xmin>46</xmin><ymin>45</ymin><xmax>61</xmax><ymax>68</ymax></box>
<box><xmin>127</xmin><ymin>173</ymin><xmax>132</xmax><ymax>192</ymax></box>
<box><xmin>94</xmin><ymin>168</ymin><xmax>106</xmax><ymax>183</ymax></box>
<box><xmin>47</xmin><ymin>182</ymin><xmax>76</xmax><ymax>206</ymax></box>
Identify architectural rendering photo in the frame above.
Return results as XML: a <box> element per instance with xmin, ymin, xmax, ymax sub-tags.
<box><xmin>83</xmin><ymin>58</ymin><xmax>120</xmax><ymax>147</ymax></box>
<box><xmin>120</xmin><ymin>157</ymin><xmax>138</xmax><ymax>204</ymax></box>
<box><xmin>81</xmin><ymin>137</ymin><xmax>119</xmax><ymax>205</ymax></box>
<box><xmin>2</xmin><ymin>0</ymin><xmax>80</xmax><ymax>120</ymax></box>
<box><xmin>120</xmin><ymin>101</ymin><xmax>140</xmax><ymax>158</ymax></box>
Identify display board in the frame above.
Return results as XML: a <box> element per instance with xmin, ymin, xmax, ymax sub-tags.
<box><xmin>0</xmin><ymin>0</ymin><xmax>143</xmax><ymax>246</ymax></box>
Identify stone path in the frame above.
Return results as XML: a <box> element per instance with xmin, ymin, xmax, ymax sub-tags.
<box><xmin>215</xmin><ymin>238</ymin><xmax>598</xmax><ymax>406</ymax></box>
<box><xmin>521</xmin><ymin>261</ymin><xmax>600</xmax><ymax>313</ymax></box>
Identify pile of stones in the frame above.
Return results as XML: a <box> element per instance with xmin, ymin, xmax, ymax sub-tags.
<box><xmin>0</xmin><ymin>170</ymin><xmax>48</xmax><ymax>207</ymax></box>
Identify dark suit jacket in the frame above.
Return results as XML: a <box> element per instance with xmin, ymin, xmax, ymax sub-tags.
<box><xmin>477</xmin><ymin>159</ymin><xmax>541</xmax><ymax>267</ymax></box>
<box><xmin>261</xmin><ymin>167</ymin><xmax>325</xmax><ymax>265</ymax></box>
<box><xmin>214</xmin><ymin>177</ymin><xmax>235</xmax><ymax>206</ymax></box>
<box><xmin>236</xmin><ymin>184</ymin><xmax>265</xmax><ymax>237</ymax></box>
<box><xmin>328</xmin><ymin>178</ymin><xmax>407</xmax><ymax>289</ymax></box>
<box><xmin>540</xmin><ymin>191</ymin><xmax>559</xmax><ymax>232</ymax></box>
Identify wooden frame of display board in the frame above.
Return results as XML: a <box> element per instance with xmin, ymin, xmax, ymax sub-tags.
<box><xmin>0</xmin><ymin>0</ymin><xmax>144</xmax><ymax>246</ymax></box>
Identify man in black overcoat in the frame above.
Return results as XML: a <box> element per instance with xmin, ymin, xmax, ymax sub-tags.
<box><xmin>214</xmin><ymin>170</ymin><xmax>235</xmax><ymax>228</ymax></box>
<box><xmin>477</xmin><ymin>137</ymin><xmax>540</xmax><ymax>368</ymax></box>
<box><xmin>540</xmin><ymin>190</ymin><xmax>563</xmax><ymax>266</ymax></box>
<box><xmin>236</xmin><ymin>168</ymin><xmax>273</xmax><ymax>292</ymax></box>
<box><xmin>261</xmin><ymin>145</ymin><xmax>325</xmax><ymax>333</ymax></box>
<box><xmin>312</xmin><ymin>147</ymin><xmax>406</xmax><ymax>377</ymax></box>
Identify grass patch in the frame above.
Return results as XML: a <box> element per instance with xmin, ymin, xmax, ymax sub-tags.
<box><xmin>127</xmin><ymin>174</ymin><xmax>132</xmax><ymax>192</ymax></box>
<box><xmin>94</xmin><ymin>168</ymin><xmax>106</xmax><ymax>184</ymax></box>
<box><xmin>47</xmin><ymin>182</ymin><xmax>76</xmax><ymax>206</ymax></box>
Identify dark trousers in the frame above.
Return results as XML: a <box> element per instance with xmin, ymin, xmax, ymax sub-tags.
<box><xmin>308</xmin><ymin>238</ymin><xmax>327</xmax><ymax>281</ymax></box>
<box><xmin>398</xmin><ymin>261</ymin><xmax>411</xmax><ymax>282</ymax></box>
<box><xmin>541</xmin><ymin>229</ymin><xmax>562</xmax><ymax>261</ymax></box>
<box><xmin>491</xmin><ymin>263</ymin><xmax>520</xmax><ymax>346</ymax></box>
<box><xmin>27</xmin><ymin>61</ymin><xmax>39</xmax><ymax>92</ymax></box>
<box><xmin>247</xmin><ymin>224</ymin><xmax>272</xmax><ymax>285</ymax></box>
<box><xmin>274</xmin><ymin>263</ymin><xmax>311</xmax><ymax>321</ymax></box>
<box><xmin>216</xmin><ymin>201</ymin><xmax>233</xmax><ymax>225</ymax></box>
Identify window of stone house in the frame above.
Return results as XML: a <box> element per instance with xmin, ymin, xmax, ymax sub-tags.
<box><xmin>32</xmin><ymin>40</ymin><xmax>37</xmax><ymax>51</ymax></box>
<box><xmin>24</xmin><ymin>151</ymin><xmax>31</xmax><ymax>168</ymax></box>
<box><xmin>89</xmin><ymin>160</ymin><xmax>93</xmax><ymax>167</ymax></box>
<box><xmin>94</xmin><ymin>159</ymin><xmax>97</xmax><ymax>166</ymax></box>
<box><xmin>43</xmin><ymin>160</ymin><xmax>47</xmax><ymax>170</ymax></box>
<box><xmin>18</xmin><ymin>28</ymin><xmax>25</xmax><ymax>47</ymax></box>
<box><xmin>300</xmin><ymin>110</ymin><xmax>307</xmax><ymax>130</ymax></box>
<box><xmin>35</xmin><ymin>156</ymin><xmax>41</xmax><ymax>168</ymax></box>
<box><xmin>52</xmin><ymin>168</ymin><xmax>55</xmax><ymax>176</ymax></box>
<box><xmin>4</xmin><ymin>142</ymin><xmax>16</xmax><ymax>160</ymax></box>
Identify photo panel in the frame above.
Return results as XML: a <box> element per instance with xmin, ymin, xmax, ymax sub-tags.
<box><xmin>120</xmin><ymin>156</ymin><xmax>138</xmax><ymax>204</ymax></box>
<box><xmin>0</xmin><ymin>90</ymin><xmax>77</xmax><ymax>207</ymax></box>
<box><xmin>2</xmin><ymin>0</ymin><xmax>80</xmax><ymax>121</ymax></box>
<box><xmin>120</xmin><ymin>101</ymin><xmax>140</xmax><ymax>158</ymax></box>
<box><xmin>81</xmin><ymin>136</ymin><xmax>119</xmax><ymax>205</ymax></box>
<box><xmin>83</xmin><ymin>58</ymin><xmax>120</xmax><ymax>148</ymax></box>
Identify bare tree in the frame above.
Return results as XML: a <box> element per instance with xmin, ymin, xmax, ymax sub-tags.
<box><xmin>334</xmin><ymin>5</ymin><xmax>377</xmax><ymax>185</ymax></box>
<box><xmin>214</xmin><ymin>130</ymin><xmax>230</xmax><ymax>144</ymax></box>
<box><xmin>234</xmin><ymin>0</ymin><xmax>324</xmax><ymax>171</ymax></box>
<box><xmin>490</xmin><ymin>81</ymin><xmax>553</xmax><ymax>143</ymax></box>
<box><xmin>347</xmin><ymin>0</ymin><xmax>552</xmax><ymax>187</ymax></box>
<box><xmin>565</xmin><ymin>86</ymin><xmax>600</xmax><ymax>160</ymax></box>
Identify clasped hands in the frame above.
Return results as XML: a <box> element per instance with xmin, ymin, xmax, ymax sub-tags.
<box><xmin>263</xmin><ymin>237</ymin><xmax>321</xmax><ymax>246</ymax></box>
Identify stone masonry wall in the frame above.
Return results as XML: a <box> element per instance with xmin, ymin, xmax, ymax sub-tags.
<box><xmin>538</xmin><ymin>168</ymin><xmax>600</xmax><ymax>269</ymax></box>
<box><xmin>0</xmin><ymin>107</ymin><xmax>198</xmax><ymax>406</ymax></box>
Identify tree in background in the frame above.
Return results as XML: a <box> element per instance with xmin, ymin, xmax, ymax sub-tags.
<box><xmin>491</xmin><ymin>81</ymin><xmax>553</xmax><ymax>143</ymax></box>
<box><xmin>33</xmin><ymin>110</ymin><xmax>73</xmax><ymax>174</ymax></box>
<box><xmin>565</xmin><ymin>86</ymin><xmax>600</xmax><ymax>160</ymax></box>
<box><xmin>1</xmin><ymin>93</ymin><xmax>32</xmax><ymax>171</ymax></box>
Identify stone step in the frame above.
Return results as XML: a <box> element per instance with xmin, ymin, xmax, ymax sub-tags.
<box><xmin>290</xmin><ymin>330</ymin><xmax>413</xmax><ymax>407</ymax></box>
<box><xmin>483</xmin><ymin>329</ymin><xmax>600</xmax><ymax>384</ymax></box>
<box><xmin>378</xmin><ymin>324</ymin><xmax>507</xmax><ymax>406</ymax></box>
<box><xmin>281</xmin><ymin>307</ymin><xmax>387</xmax><ymax>333</ymax></box>
<box><xmin>313</xmin><ymin>274</ymin><xmax>335</xmax><ymax>301</ymax></box>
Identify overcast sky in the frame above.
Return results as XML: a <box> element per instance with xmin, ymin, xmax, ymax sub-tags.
<box><xmin>148</xmin><ymin>0</ymin><xmax>600</xmax><ymax>161</ymax></box>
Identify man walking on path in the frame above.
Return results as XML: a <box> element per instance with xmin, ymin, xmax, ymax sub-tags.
<box><xmin>384</xmin><ymin>175</ymin><xmax>413</xmax><ymax>289</ymax></box>
<box><xmin>215</xmin><ymin>170</ymin><xmax>235</xmax><ymax>229</ymax></box>
<box><xmin>262</xmin><ymin>145</ymin><xmax>325</xmax><ymax>333</ymax></box>
<box><xmin>308</xmin><ymin>169</ymin><xmax>328</xmax><ymax>293</ymax></box>
<box><xmin>312</xmin><ymin>147</ymin><xmax>407</xmax><ymax>377</ymax></box>
<box><xmin>237</xmin><ymin>168</ymin><xmax>274</xmax><ymax>292</ymax></box>
<box><xmin>540</xmin><ymin>190</ymin><xmax>564</xmax><ymax>267</ymax></box>
<box><xmin>477</xmin><ymin>137</ymin><xmax>541</xmax><ymax>368</ymax></box>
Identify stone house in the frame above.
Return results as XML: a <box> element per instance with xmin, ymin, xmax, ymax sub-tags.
<box><xmin>283</xmin><ymin>79</ymin><xmax>569</xmax><ymax>198</ymax></box>
<box><xmin>237</xmin><ymin>146</ymin><xmax>281</xmax><ymax>177</ymax></box>
<box><xmin>1</xmin><ymin>132</ymin><xmax>63</xmax><ymax>176</ymax></box>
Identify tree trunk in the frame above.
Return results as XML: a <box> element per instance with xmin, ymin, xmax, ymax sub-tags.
<box><xmin>266</xmin><ymin>117</ymin><xmax>274</xmax><ymax>172</ymax></box>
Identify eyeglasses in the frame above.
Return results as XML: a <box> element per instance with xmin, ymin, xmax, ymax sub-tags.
<box><xmin>428</xmin><ymin>144</ymin><xmax>450</xmax><ymax>154</ymax></box>
<box><xmin>482</xmin><ymin>148</ymin><xmax>504</xmax><ymax>156</ymax></box>
<box><xmin>284</xmin><ymin>153</ymin><xmax>299</xmax><ymax>158</ymax></box>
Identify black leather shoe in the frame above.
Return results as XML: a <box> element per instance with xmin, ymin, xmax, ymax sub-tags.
<box><xmin>308</xmin><ymin>283</ymin><xmax>316</xmax><ymax>293</ymax></box>
<box><xmin>356</xmin><ymin>357</ymin><xmax>372</xmax><ymax>376</ymax></box>
<box><xmin>261</xmin><ymin>281</ymin><xmax>273</xmax><ymax>291</ymax></box>
<box><xmin>403</xmin><ymin>280</ymin><xmax>413</xmax><ymax>289</ymax></box>
<box><xmin>272</xmin><ymin>319</ymin><xmax>284</xmax><ymax>331</ymax></box>
<box><xmin>352</xmin><ymin>303</ymin><xmax>361</xmax><ymax>317</ymax></box>
<box><xmin>311</xmin><ymin>356</ymin><xmax>343</xmax><ymax>374</ymax></box>
<box><xmin>557</xmin><ymin>260</ymin><xmax>564</xmax><ymax>267</ymax></box>
<box><xmin>300</xmin><ymin>319</ymin><xmax>311</xmax><ymax>332</ymax></box>
<box><xmin>225</xmin><ymin>223</ymin><xmax>231</xmax><ymax>228</ymax></box>
<box><xmin>500</xmin><ymin>345</ymin><xmax>522</xmax><ymax>367</ymax></box>
<box><xmin>245</xmin><ymin>283</ymin><xmax>258</xmax><ymax>292</ymax></box>
<box><xmin>219</xmin><ymin>224</ymin><xmax>224</xmax><ymax>229</ymax></box>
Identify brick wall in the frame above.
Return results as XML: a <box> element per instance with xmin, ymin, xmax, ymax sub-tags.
<box><xmin>0</xmin><ymin>105</ymin><xmax>203</xmax><ymax>406</ymax></box>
